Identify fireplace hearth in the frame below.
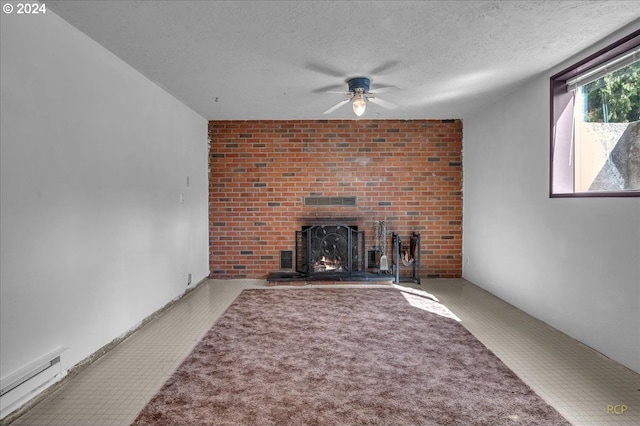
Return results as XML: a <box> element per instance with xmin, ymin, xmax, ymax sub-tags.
<box><xmin>266</xmin><ymin>223</ymin><xmax>399</xmax><ymax>285</ymax></box>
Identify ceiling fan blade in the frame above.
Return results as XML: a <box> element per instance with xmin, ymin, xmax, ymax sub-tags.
<box><xmin>369</xmin><ymin>85</ymin><xmax>401</xmax><ymax>94</ymax></box>
<box><xmin>323</xmin><ymin>98</ymin><xmax>351</xmax><ymax>114</ymax></box>
<box><xmin>367</xmin><ymin>96</ymin><xmax>397</xmax><ymax>110</ymax></box>
<box><xmin>369</xmin><ymin>60</ymin><xmax>400</xmax><ymax>75</ymax></box>
<box><xmin>305</xmin><ymin>61</ymin><xmax>346</xmax><ymax>78</ymax></box>
<box><xmin>312</xmin><ymin>84</ymin><xmax>346</xmax><ymax>94</ymax></box>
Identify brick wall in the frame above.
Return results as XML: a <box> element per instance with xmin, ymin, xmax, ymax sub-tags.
<box><xmin>208</xmin><ymin>119</ymin><xmax>462</xmax><ymax>279</ymax></box>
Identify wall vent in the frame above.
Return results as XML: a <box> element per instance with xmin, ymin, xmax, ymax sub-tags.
<box><xmin>304</xmin><ymin>196</ymin><xmax>357</xmax><ymax>206</ymax></box>
<box><xmin>368</xmin><ymin>250</ymin><xmax>380</xmax><ymax>270</ymax></box>
<box><xmin>280</xmin><ymin>250</ymin><xmax>293</xmax><ymax>270</ymax></box>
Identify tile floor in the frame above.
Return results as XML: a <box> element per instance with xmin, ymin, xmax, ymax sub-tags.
<box><xmin>5</xmin><ymin>278</ymin><xmax>640</xmax><ymax>425</ymax></box>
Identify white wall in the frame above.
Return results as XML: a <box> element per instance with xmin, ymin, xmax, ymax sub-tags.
<box><xmin>462</xmin><ymin>24</ymin><xmax>640</xmax><ymax>373</ymax></box>
<box><xmin>0</xmin><ymin>7</ymin><xmax>209</xmax><ymax>385</ymax></box>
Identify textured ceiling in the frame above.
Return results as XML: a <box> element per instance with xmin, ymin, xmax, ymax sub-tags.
<box><xmin>47</xmin><ymin>1</ymin><xmax>640</xmax><ymax>120</ymax></box>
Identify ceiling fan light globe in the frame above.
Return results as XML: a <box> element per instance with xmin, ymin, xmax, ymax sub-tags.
<box><xmin>352</xmin><ymin>95</ymin><xmax>366</xmax><ymax>116</ymax></box>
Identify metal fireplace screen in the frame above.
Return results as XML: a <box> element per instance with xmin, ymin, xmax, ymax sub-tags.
<box><xmin>296</xmin><ymin>224</ymin><xmax>365</xmax><ymax>275</ymax></box>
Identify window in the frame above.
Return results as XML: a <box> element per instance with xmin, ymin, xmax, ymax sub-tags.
<box><xmin>550</xmin><ymin>30</ymin><xmax>640</xmax><ymax>197</ymax></box>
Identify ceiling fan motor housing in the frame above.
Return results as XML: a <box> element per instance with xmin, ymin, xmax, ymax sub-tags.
<box><xmin>348</xmin><ymin>77</ymin><xmax>370</xmax><ymax>93</ymax></box>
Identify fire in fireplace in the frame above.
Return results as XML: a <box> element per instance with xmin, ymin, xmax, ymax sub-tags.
<box><xmin>296</xmin><ymin>224</ymin><xmax>365</xmax><ymax>275</ymax></box>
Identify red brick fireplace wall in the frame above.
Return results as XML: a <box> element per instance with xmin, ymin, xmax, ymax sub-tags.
<box><xmin>208</xmin><ymin>119</ymin><xmax>462</xmax><ymax>279</ymax></box>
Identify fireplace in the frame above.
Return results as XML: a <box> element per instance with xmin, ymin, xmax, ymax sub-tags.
<box><xmin>296</xmin><ymin>224</ymin><xmax>365</xmax><ymax>276</ymax></box>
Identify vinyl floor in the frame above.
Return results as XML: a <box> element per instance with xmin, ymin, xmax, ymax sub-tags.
<box><xmin>7</xmin><ymin>278</ymin><xmax>640</xmax><ymax>426</ymax></box>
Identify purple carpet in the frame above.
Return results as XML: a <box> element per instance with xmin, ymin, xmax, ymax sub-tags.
<box><xmin>133</xmin><ymin>288</ymin><xmax>570</xmax><ymax>425</ymax></box>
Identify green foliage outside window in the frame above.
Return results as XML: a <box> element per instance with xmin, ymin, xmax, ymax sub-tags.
<box><xmin>583</xmin><ymin>61</ymin><xmax>639</xmax><ymax>123</ymax></box>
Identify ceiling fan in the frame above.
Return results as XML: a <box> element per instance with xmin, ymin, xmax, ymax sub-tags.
<box><xmin>323</xmin><ymin>77</ymin><xmax>398</xmax><ymax>116</ymax></box>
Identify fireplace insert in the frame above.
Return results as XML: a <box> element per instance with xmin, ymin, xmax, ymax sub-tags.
<box><xmin>296</xmin><ymin>224</ymin><xmax>365</xmax><ymax>276</ymax></box>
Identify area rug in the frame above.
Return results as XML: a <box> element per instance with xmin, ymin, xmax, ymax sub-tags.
<box><xmin>133</xmin><ymin>288</ymin><xmax>570</xmax><ymax>425</ymax></box>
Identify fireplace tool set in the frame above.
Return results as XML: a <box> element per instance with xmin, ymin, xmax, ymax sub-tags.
<box><xmin>374</xmin><ymin>221</ymin><xmax>390</xmax><ymax>272</ymax></box>
<box><xmin>373</xmin><ymin>221</ymin><xmax>421</xmax><ymax>284</ymax></box>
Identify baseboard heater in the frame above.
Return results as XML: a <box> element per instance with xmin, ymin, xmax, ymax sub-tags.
<box><xmin>0</xmin><ymin>347</ymin><xmax>69</xmax><ymax>419</ymax></box>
